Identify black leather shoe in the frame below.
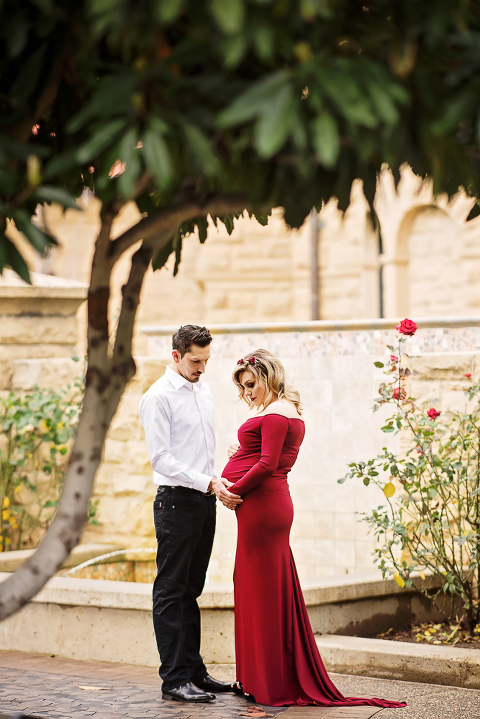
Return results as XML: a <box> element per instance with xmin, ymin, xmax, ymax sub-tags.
<box><xmin>194</xmin><ymin>673</ymin><xmax>234</xmax><ymax>693</ymax></box>
<box><xmin>162</xmin><ymin>682</ymin><xmax>216</xmax><ymax>702</ymax></box>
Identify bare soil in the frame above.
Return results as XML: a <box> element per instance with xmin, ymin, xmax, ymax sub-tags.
<box><xmin>376</xmin><ymin>621</ymin><xmax>480</xmax><ymax>649</ymax></box>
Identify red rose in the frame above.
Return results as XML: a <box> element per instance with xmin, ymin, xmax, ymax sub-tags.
<box><xmin>465</xmin><ymin>373</ymin><xmax>472</xmax><ymax>379</ymax></box>
<box><xmin>427</xmin><ymin>408</ymin><xmax>441</xmax><ymax>420</ymax></box>
<box><xmin>393</xmin><ymin>387</ymin><xmax>406</xmax><ymax>401</ymax></box>
<box><xmin>396</xmin><ymin>318</ymin><xmax>417</xmax><ymax>336</ymax></box>
<box><xmin>390</xmin><ymin>355</ymin><xmax>398</xmax><ymax>362</ymax></box>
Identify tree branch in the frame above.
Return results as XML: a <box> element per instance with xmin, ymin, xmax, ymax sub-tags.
<box><xmin>109</xmin><ymin>193</ymin><xmax>250</xmax><ymax>261</ymax></box>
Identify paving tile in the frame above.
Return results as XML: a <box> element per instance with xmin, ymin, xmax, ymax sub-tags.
<box><xmin>1</xmin><ymin>649</ymin><xmax>479</xmax><ymax>719</ymax></box>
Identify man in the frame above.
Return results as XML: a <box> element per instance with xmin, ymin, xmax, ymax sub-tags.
<box><xmin>139</xmin><ymin>325</ymin><xmax>241</xmax><ymax>703</ymax></box>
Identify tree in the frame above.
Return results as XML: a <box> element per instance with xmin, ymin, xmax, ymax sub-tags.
<box><xmin>1</xmin><ymin>0</ymin><xmax>480</xmax><ymax>621</ymax></box>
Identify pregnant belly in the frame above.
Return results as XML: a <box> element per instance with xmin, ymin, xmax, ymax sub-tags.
<box><xmin>222</xmin><ymin>450</ymin><xmax>260</xmax><ymax>483</ymax></box>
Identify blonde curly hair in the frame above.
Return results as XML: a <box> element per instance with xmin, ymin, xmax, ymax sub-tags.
<box><xmin>233</xmin><ymin>349</ymin><xmax>302</xmax><ymax>415</ymax></box>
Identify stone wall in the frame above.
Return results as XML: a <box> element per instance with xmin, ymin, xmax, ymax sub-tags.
<box><xmin>10</xmin><ymin>318</ymin><xmax>480</xmax><ymax>583</ymax></box>
<box><xmin>0</xmin><ymin>270</ymin><xmax>86</xmax><ymax>390</ymax></box>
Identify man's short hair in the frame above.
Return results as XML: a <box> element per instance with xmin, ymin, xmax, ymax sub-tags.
<box><xmin>172</xmin><ymin>325</ymin><xmax>213</xmax><ymax>357</ymax></box>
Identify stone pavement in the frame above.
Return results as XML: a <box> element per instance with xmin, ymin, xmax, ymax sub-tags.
<box><xmin>0</xmin><ymin>651</ymin><xmax>478</xmax><ymax>719</ymax></box>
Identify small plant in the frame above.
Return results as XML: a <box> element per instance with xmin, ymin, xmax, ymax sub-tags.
<box><xmin>0</xmin><ymin>372</ymin><xmax>87</xmax><ymax>551</ymax></box>
<box><xmin>339</xmin><ymin>319</ymin><xmax>480</xmax><ymax>635</ymax></box>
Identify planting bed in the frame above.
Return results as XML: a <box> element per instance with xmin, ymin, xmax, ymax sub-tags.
<box><xmin>376</xmin><ymin>621</ymin><xmax>480</xmax><ymax>649</ymax></box>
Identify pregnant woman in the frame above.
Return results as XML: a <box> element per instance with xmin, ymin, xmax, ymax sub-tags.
<box><xmin>221</xmin><ymin>350</ymin><xmax>406</xmax><ymax>708</ymax></box>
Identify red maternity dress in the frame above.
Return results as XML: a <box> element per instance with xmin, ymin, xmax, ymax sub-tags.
<box><xmin>222</xmin><ymin>413</ymin><xmax>406</xmax><ymax>708</ymax></box>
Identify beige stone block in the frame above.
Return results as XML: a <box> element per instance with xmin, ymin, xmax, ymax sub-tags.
<box><xmin>408</xmin><ymin>379</ymin><xmax>442</xmax><ymax>404</ymax></box>
<box><xmin>313</xmin><ymin>538</ymin><xmax>335</xmax><ymax>564</ymax></box>
<box><xmin>313</xmin><ymin>486</ymin><xmax>336</xmax><ymax>512</ymax></box>
<box><xmin>409</xmin><ymin>353</ymin><xmax>472</xmax><ymax>380</ymax></box>
<box><xmin>335</xmin><ymin>539</ymin><xmax>356</xmax><ymax>568</ymax></box>
<box><xmin>293</xmin><ymin>510</ymin><xmax>316</xmax><ymax>538</ymax></box>
<box><xmin>0</xmin><ymin>357</ymin><xmax>12</xmax><ymax>390</ymax></box>
<box><xmin>109</xmin><ymin>393</ymin><xmax>145</xmax><ymax>440</ymax></box>
<box><xmin>103</xmin><ymin>438</ymin><xmax>125</xmax><ymax>464</ymax></box>
<box><xmin>313</xmin><ymin>512</ymin><xmax>335</xmax><ymax>539</ymax></box>
<box><xmin>0</xmin><ymin>314</ymin><xmax>77</xmax><ymax>344</ymax></box>
<box><xmin>334</xmin><ymin>513</ymin><xmax>356</xmax><ymax>541</ymax></box>
<box><xmin>127</xmin><ymin>358</ymin><xmax>168</xmax><ymax>394</ymax></box>
<box><xmin>11</xmin><ymin>357</ymin><xmax>82</xmax><ymax>391</ymax></box>
<box><xmin>133</xmin><ymin>498</ymin><xmax>156</xmax><ymax>538</ymax></box>
<box><xmin>92</xmin><ymin>463</ymin><xmax>115</xmax><ymax>495</ymax></box>
<box><xmin>112</xmin><ymin>473</ymin><xmax>150</xmax><ymax>497</ymax></box>
<box><xmin>124</xmin><ymin>439</ymin><xmax>151</xmax><ymax>472</ymax></box>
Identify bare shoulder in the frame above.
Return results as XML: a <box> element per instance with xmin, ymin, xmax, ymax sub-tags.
<box><xmin>261</xmin><ymin>400</ymin><xmax>303</xmax><ymax>420</ymax></box>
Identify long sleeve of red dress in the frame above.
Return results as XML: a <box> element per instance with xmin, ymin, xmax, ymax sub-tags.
<box><xmin>228</xmin><ymin>414</ymin><xmax>289</xmax><ymax>496</ymax></box>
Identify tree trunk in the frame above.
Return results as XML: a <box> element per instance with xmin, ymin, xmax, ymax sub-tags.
<box><xmin>0</xmin><ymin>194</ymin><xmax>250</xmax><ymax>622</ymax></box>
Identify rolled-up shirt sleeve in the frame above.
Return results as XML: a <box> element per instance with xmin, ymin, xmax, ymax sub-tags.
<box><xmin>140</xmin><ymin>391</ymin><xmax>212</xmax><ymax>493</ymax></box>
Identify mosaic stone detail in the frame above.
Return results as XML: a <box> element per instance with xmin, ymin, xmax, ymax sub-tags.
<box><xmin>145</xmin><ymin>324</ymin><xmax>480</xmax><ymax>359</ymax></box>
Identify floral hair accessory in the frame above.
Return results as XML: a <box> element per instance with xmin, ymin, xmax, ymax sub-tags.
<box><xmin>237</xmin><ymin>357</ymin><xmax>257</xmax><ymax>366</ymax></box>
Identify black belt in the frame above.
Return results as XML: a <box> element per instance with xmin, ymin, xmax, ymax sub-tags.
<box><xmin>156</xmin><ymin>485</ymin><xmax>214</xmax><ymax>497</ymax></box>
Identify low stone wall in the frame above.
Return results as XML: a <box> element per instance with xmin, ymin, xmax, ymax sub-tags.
<box><xmin>0</xmin><ymin>570</ymin><xmax>443</xmax><ymax>667</ymax></box>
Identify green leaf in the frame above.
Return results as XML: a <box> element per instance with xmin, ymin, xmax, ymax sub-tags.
<box><xmin>76</xmin><ymin>119</ymin><xmax>128</xmax><ymax>165</ymax></box>
<box><xmin>374</xmin><ymin>361</ymin><xmax>385</xmax><ymax>368</ymax></box>
<box><xmin>152</xmin><ymin>237</ymin><xmax>175</xmax><ymax>271</ymax></box>
<box><xmin>143</xmin><ymin>123</ymin><xmax>174</xmax><ymax>189</ymax></box>
<box><xmin>210</xmin><ymin>0</ymin><xmax>245</xmax><ymax>35</ymax></box>
<box><xmin>196</xmin><ymin>217</ymin><xmax>208</xmax><ymax>243</ymax></box>
<box><xmin>222</xmin><ymin>35</ymin><xmax>247</xmax><ymax>67</ymax></box>
<box><xmin>254</xmin><ymin>83</ymin><xmax>295</xmax><ymax>158</ymax></box>
<box><xmin>31</xmin><ymin>186</ymin><xmax>80</xmax><ymax>210</ymax></box>
<box><xmin>156</xmin><ymin>0</ymin><xmax>184</xmax><ymax>23</ymax></box>
<box><xmin>312</xmin><ymin>110</ymin><xmax>340</xmax><ymax>168</ymax></box>
<box><xmin>217</xmin><ymin>71</ymin><xmax>289</xmax><ymax>127</ymax></box>
<box><xmin>252</xmin><ymin>24</ymin><xmax>274</xmax><ymax>60</ymax></box>
<box><xmin>43</xmin><ymin>149</ymin><xmax>79</xmax><ymax>179</ymax></box>
<box><xmin>183</xmin><ymin>123</ymin><xmax>220</xmax><ymax>177</ymax></box>
<box><xmin>173</xmin><ymin>236</ymin><xmax>183</xmax><ymax>277</ymax></box>
<box><xmin>12</xmin><ymin>210</ymin><xmax>58</xmax><ymax>255</ymax></box>
<box><xmin>10</xmin><ymin>44</ymin><xmax>47</xmax><ymax>105</ymax></box>
<box><xmin>0</xmin><ymin>234</ymin><xmax>31</xmax><ymax>284</ymax></box>
<box><xmin>117</xmin><ymin>127</ymin><xmax>141</xmax><ymax>199</ymax></box>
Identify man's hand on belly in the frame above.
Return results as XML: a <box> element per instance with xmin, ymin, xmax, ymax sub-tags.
<box><xmin>211</xmin><ymin>478</ymin><xmax>242</xmax><ymax>510</ymax></box>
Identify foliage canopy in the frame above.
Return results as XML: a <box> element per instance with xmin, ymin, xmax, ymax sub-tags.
<box><xmin>1</xmin><ymin>0</ymin><xmax>480</xmax><ymax>280</ymax></box>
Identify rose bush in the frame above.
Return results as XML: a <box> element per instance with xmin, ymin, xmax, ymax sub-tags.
<box><xmin>340</xmin><ymin>319</ymin><xmax>480</xmax><ymax>635</ymax></box>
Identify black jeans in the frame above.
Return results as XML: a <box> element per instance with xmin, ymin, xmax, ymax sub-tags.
<box><xmin>152</xmin><ymin>486</ymin><xmax>216</xmax><ymax>691</ymax></box>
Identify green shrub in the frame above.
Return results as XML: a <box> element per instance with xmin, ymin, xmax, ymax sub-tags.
<box><xmin>0</xmin><ymin>376</ymin><xmax>92</xmax><ymax>551</ymax></box>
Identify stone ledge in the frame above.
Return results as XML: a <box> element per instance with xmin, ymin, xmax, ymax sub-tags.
<box><xmin>141</xmin><ymin>316</ymin><xmax>480</xmax><ymax>336</ymax></box>
<box><xmin>0</xmin><ymin>566</ymin><xmax>433</xmax><ymax>611</ymax></box>
<box><xmin>0</xmin><ymin>544</ymin><xmax>121</xmax><ymax>573</ymax></box>
<box><xmin>315</xmin><ymin>634</ymin><xmax>480</xmax><ymax>690</ymax></box>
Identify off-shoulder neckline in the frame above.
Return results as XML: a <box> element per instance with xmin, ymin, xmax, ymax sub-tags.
<box><xmin>243</xmin><ymin>414</ymin><xmax>304</xmax><ymax>423</ymax></box>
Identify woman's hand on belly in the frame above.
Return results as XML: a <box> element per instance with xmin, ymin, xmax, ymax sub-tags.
<box><xmin>227</xmin><ymin>442</ymin><xmax>240</xmax><ymax>458</ymax></box>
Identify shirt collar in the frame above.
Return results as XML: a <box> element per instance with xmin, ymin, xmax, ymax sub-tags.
<box><xmin>165</xmin><ymin>365</ymin><xmax>201</xmax><ymax>391</ymax></box>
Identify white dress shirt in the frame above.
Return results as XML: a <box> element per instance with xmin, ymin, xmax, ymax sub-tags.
<box><xmin>139</xmin><ymin>366</ymin><xmax>216</xmax><ymax>493</ymax></box>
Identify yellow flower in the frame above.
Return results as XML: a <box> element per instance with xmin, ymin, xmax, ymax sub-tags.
<box><xmin>2</xmin><ymin>497</ymin><xmax>9</xmax><ymax>508</ymax></box>
<box><xmin>393</xmin><ymin>572</ymin><xmax>405</xmax><ymax>588</ymax></box>
<box><xmin>2</xmin><ymin>509</ymin><xmax>9</xmax><ymax>521</ymax></box>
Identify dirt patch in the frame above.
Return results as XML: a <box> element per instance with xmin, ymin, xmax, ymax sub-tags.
<box><xmin>376</xmin><ymin>621</ymin><xmax>480</xmax><ymax>649</ymax></box>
